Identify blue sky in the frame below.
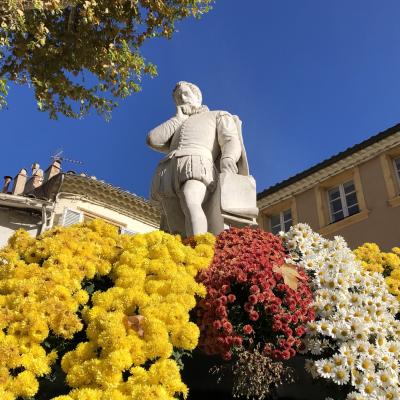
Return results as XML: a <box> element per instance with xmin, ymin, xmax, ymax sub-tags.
<box><xmin>2</xmin><ymin>0</ymin><xmax>400</xmax><ymax>198</ymax></box>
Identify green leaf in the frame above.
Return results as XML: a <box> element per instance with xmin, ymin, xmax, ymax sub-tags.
<box><xmin>84</xmin><ymin>282</ymin><xmax>95</xmax><ymax>294</ymax></box>
<box><xmin>0</xmin><ymin>78</ymin><xmax>8</xmax><ymax>110</ymax></box>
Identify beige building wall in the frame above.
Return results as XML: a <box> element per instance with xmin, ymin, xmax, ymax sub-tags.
<box><xmin>54</xmin><ymin>195</ymin><xmax>157</xmax><ymax>233</ymax></box>
<box><xmin>0</xmin><ymin>208</ymin><xmax>42</xmax><ymax>248</ymax></box>
<box><xmin>259</xmin><ymin>143</ymin><xmax>400</xmax><ymax>251</ymax></box>
<box><xmin>0</xmin><ymin>168</ymin><xmax>160</xmax><ymax>249</ymax></box>
<box><xmin>0</xmin><ymin>195</ymin><xmax>157</xmax><ymax>250</ymax></box>
<box><xmin>295</xmin><ymin>189</ymin><xmax>320</xmax><ymax>230</ymax></box>
<box><xmin>323</xmin><ymin>154</ymin><xmax>400</xmax><ymax>250</ymax></box>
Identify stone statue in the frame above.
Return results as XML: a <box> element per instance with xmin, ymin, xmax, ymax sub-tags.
<box><xmin>147</xmin><ymin>81</ymin><xmax>257</xmax><ymax>238</ymax></box>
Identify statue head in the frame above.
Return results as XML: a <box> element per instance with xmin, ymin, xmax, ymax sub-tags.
<box><xmin>172</xmin><ymin>81</ymin><xmax>202</xmax><ymax>108</ymax></box>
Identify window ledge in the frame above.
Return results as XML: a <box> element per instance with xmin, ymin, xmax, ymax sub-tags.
<box><xmin>388</xmin><ymin>196</ymin><xmax>400</xmax><ymax>208</ymax></box>
<box><xmin>318</xmin><ymin>210</ymin><xmax>370</xmax><ymax>236</ymax></box>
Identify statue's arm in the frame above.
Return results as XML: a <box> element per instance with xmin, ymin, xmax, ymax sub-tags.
<box><xmin>146</xmin><ymin>116</ymin><xmax>182</xmax><ymax>153</ymax></box>
<box><xmin>217</xmin><ymin>112</ymin><xmax>242</xmax><ymax>172</ymax></box>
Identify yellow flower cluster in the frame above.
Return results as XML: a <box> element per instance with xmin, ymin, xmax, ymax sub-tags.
<box><xmin>0</xmin><ymin>220</ymin><xmax>215</xmax><ymax>400</ymax></box>
<box><xmin>354</xmin><ymin>243</ymin><xmax>400</xmax><ymax>301</ymax></box>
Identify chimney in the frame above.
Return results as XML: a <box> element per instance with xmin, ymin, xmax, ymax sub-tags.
<box><xmin>44</xmin><ymin>159</ymin><xmax>61</xmax><ymax>182</ymax></box>
<box><xmin>23</xmin><ymin>162</ymin><xmax>44</xmax><ymax>193</ymax></box>
<box><xmin>12</xmin><ymin>169</ymin><xmax>27</xmax><ymax>195</ymax></box>
<box><xmin>2</xmin><ymin>176</ymin><xmax>12</xmax><ymax>193</ymax></box>
<box><xmin>31</xmin><ymin>162</ymin><xmax>44</xmax><ymax>189</ymax></box>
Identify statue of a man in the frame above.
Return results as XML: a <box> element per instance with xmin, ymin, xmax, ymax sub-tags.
<box><xmin>147</xmin><ymin>81</ymin><xmax>254</xmax><ymax>237</ymax></box>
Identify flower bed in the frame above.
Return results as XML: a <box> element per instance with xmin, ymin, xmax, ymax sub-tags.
<box><xmin>0</xmin><ymin>220</ymin><xmax>215</xmax><ymax>400</ymax></box>
<box><xmin>196</xmin><ymin>227</ymin><xmax>314</xmax><ymax>397</ymax></box>
<box><xmin>1</xmin><ymin>220</ymin><xmax>400</xmax><ymax>400</ymax></box>
<box><xmin>284</xmin><ymin>224</ymin><xmax>400</xmax><ymax>399</ymax></box>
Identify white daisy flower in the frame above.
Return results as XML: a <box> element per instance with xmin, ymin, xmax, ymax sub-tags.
<box><xmin>306</xmin><ymin>321</ymin><xmax>319</xmax><ymax>337</ymax></box>
<box><xmin>317</xmin><ymin>319</ymin><xmax>332</xmax><ymax>336</ymax></box>
<box><xmin>367</xmin><ymin>323</ymin><xmax>379</xmax><ymax>335</ymax></box>
<box><xmin>376</xmin><ymin>334</ymin><xmax>387</xmax><ymax>347</ymax></box>
<box><xmin>385</xmin><ymin>360</ymin><xmax>399</xmax><ymax>374</ymax></box>
<box><xmin>315</xmin><ymin>359</ymin><xmax>335</xmax><ymax>379</ymax></box>
<box><xmin>332</xmin><ymin>354</ymin><xmax>347</xmax><ymax>368</ymax></box>
<box><xmin>346</xmin><ymin>392</ymin><xmax>364</xmax><ymax>400</ymax></box>
<box><xmin>379</xmin><ymin>386</ymin><xmax>400</xmax><ymax>400</ymax></box>
<box><xmin>377</xmin><ymin>370</ymin><xmax>396</xmax><ymax>388</ymax></box>
<box><xmin>350</xmin><ymin>369</ymin><xmax>364</xmax><ymax>388</ymax></box>
<box><xmin>378</xmin><ymin>351</ymin><xmax>394</xmax><ymax>366</ymax></box>
<box><xmin>331</xmin><ymin>365</ymin><xmax>350</xmax><ymax>385</ymax></box>
<box><xmin>361</xmin><ymin>343</ymin><xmax>376</xmax><ymax>358</ymax></box>
<box><xmin>309</xmin><ymin>338</ymin><xmax>323</xmax><ymax>355</ymax></box>
<box><xmin>348</xmin><ymin>293</ymin><xmax>363</xmax><ymax>307</ymax></box>
<box><xmin>304</xmin><ymin>359</ymin><xmax>319</xmax><ymax>379</ymax></box>
<box><xmin>356</xmin><ymin>355</ymin><xmax>375</xmax><ymax>372</ymax></box>
<box><xmin>358</xmin><ymin>381</ymin><xmax>378</xmax><ymax>397</ymax></box>
<box><xmin>386</xmin><ymin>341</ymin><xmax>400</xmax><ymax>357</ymax></box>
<box><xmin>353</xmin><ymin>329</ymin><xmax>368</xmax><ymax>342</ymax></box>
<box><xmin>353</xmin><ymin>341</ymin><xmax>369</xmax><ymax>356</ymax></box>
<box><xmin>336</xmin><ymin>323</ymin><xmax>351</xmax><ymax>341</ymax></box>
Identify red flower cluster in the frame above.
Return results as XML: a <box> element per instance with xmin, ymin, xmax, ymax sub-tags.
<box><xmin>196</xmin><ymin>227</ymin><xmax>314</xmax><ymax>361</ymax></box>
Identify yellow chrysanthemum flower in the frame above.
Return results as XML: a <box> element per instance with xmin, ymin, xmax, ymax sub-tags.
<box><xmin>11</xmin><ymin>370</ymin><xmax>39</xmax><ymax>398</ymax></box>
<box><xmin>355</xmin><ymin>242</ymin><xmax>400</xmax><ymax>301</ymax></box>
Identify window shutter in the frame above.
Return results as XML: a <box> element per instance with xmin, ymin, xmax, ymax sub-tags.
<box><xmin>61</xmin><ymin>208</ymin><xmax>83</xmax><ymax>227</ymax></box>
<box><xmin>393</xmin><ymin>157</ymin><xmax>400</xmax><ymax>184</ymax></box>
<box><xmin>119</xmin><ymin>227</ymin><xmax>137</xmax><ymax>236</ymax></box>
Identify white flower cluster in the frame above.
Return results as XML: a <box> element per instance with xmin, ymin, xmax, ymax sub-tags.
<box><xmin>283</xmin><ymin>224</ymin><xmax>400</xmax><ymax>399</ymax></box>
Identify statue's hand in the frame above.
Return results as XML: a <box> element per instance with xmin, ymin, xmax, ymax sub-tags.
<box><xmin>176</xmin><ymin>105</ymin><xmax>190</xmax><ymax>120</ymax></box>
<box><xmin>220</xmin><ymin>157</ymin><xmax>238</xmax><ymax>174</ymax></box>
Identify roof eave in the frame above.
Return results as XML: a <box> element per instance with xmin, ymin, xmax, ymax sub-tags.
<box><xmin>258</xmin><ymin>122</ymin><xmax>400</xmax><ymax>201</ymax></box>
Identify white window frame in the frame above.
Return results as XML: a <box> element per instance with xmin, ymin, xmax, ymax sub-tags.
<box><xmin>119</xmin><ymin>227</ymin><xmax>137</xmax><ymax>236</ymax></box>
<box><xmin>270</xmin><ymin>209</ymin><xmax>292</xmax><ymax>234</ymax></box>
<box><xmin>61</xmin><ymin>208</ymin><xmax>84</xmax><ymax>226</ymax></box>
<box><xmin>327</xmin><ymin>180</ymin><xmax>359</xmax><ymax>223</ymax></box>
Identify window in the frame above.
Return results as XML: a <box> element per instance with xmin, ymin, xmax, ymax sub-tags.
<box><xmin>81</xmin><ymin>210</ymin><xmax>122</xmax><ymax>228</ymax></box>
<box><xmin>119</xmin><ymin>227</ymin><xmax>137</xmax><ymax>235</ymax></box>
<box><xmin>315</xmin><ymin>167</ymin><xmax>368</xmax><ymax>235</ymax></box>
<box><xmin>61</xmin><ymin>208</ymin><xmax>83</xmax><ymax>226</ymax></box>
<box><xmin>270</xmin><ymin>209</ymin><xmax>292</xmax><ymax>234</ymax></box>
<box><xmin>327</xmin><ymin>180</ymin><xmax>359</xmax><ymax>223</ymax></box>
<box><xmin>393</xmin><ymin>157</ymin><xmax>400</xmax><ymax>185</ymax></box>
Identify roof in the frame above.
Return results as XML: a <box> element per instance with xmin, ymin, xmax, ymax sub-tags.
<box><xmin>0</xmin><ymin>193</ymin><xmax>52</xmax><ymax>212</ymax></box>
<box><xmin>257</xmin><ymin>122</ymin><xmax>400</xmax><ymax>200</ymax></box>
<box><xmin>32</xmin><ymin>173</ymin><xmax>160</xmax><ymax>226</ymax></box>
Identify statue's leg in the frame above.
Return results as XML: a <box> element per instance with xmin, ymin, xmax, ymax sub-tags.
<box><xmin>160</xmin><ymin>197</ymin><xmax>186</xmax><ymax>236</ymax></box>
<box><xmin>179</xmin><ymin>180</ymin><xmax>207</xmax><ymax>237</ymax></box>
<box><xmin>204</xmin><ymin>183</ymin><xmax>224</xmax><ymax>236</ymax></box>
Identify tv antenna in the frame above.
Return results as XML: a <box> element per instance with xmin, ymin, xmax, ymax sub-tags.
<box><xmin>51</xmin><ymin>149</ymin><xmax>84</xmax><ymax>165</ymax></box>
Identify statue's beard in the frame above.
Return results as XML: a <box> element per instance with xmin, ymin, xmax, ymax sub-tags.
<box><xmin>181</xmin><ymin>103</ymin><xmax>209</xmax><ymax>115</ymax></box>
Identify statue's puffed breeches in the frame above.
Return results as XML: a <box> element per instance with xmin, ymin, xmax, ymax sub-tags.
<box><xmin>150</xmin><ymin>155</ymin><xmax>217</xmax><ymax>200</ymax></box>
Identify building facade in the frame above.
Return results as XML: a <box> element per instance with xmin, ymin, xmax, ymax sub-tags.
<box><xmin>0</xmin><ymin>160</ymin><xmax>160</xmax><ymax>247</ymax></box>
<box><xmin>257</xmin><ymin>123</ymin><xmax>400</xmax><ymax>250</ymax></box>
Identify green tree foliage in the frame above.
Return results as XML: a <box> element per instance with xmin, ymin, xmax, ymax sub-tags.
<box><xmin>0</xmin><ymin>78</ymin><xmax>7</xmax><ymax>109</ymax></box>
<box><xmin>0</xmin><ymin>0</ymin><xmax>212</xmax><ymax>119</ymax></box>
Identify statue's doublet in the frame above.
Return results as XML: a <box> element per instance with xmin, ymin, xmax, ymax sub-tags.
<box><xmin>148</xmin><ymin>110</ymin><xmax>242</xmax><ymax>200</ymax></box>
<box><xmin>169</xmin><ymin>110</ymin><xmax>230</xmax><ymax>161</ymax></box>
